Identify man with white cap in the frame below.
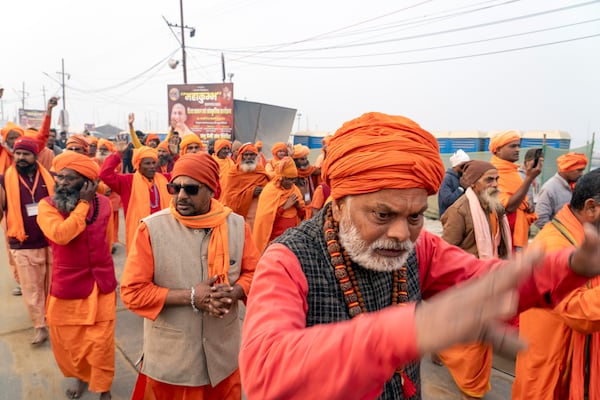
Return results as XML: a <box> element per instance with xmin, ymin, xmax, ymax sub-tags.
<box><xmin>438</xmin><ymin>149</ymin><xmax>470</xmax><ymax>217</ymax></box>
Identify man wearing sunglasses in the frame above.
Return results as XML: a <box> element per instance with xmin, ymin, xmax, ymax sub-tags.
<box><xmin>121</xmin><ymin>152</ymin><xmax>259</xmax><ymax>400</ymax></box>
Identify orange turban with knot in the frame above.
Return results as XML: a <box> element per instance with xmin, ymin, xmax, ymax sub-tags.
<box><xmin>214</xmin><ymin>139</ymin><xmax>231</xmax><ymax>154</ymax></box>
<box><xmin>180</xmin><ymin>134</ymin><xmax>204</xmax><ymax>155</ymax></box>
<box><xmin>489</xmin><ymin>130</ymin><xmax>520</xmax><ymax>153</ymax></box>
<box><xmin>98</xmin><ymin>138</ymin><xmax>115</xmax><ymax>152</ymax></box>
<box><xmin>322</xmin><ymin>112</ymin><xmax>445</xmax><ymax>199</ymax></box>
<box><xmin>171</xmin><ymin>152</ymin><xmax>220</xmax><ymax>193</ymax></box>
<box><xmin>276</xmin><ymin>156</ymin><xmax>298</xmax><ymax>179</ymax></box>
<box><xmin>1</xmin><ymin>122</ymin><xmax>24</xmax><ymax>141</ymax></box>
<box><xmin>145</xmin><ymin>133</ymin><xmax>160</xmax><ymax>145</ymax></box>
<box><xmin>557</xmin><ymin>152</ymin><xmax>588</xmax><ymax>172</ymax></box>
<box><xmin>271</xmin><ymin>142</ymin><xmax>288</xmax><ymax>158</ymax></box>
<box><xmin>132</xmin><ymin>146</ymin><xmax>158</xmax><ymax>170</ymax></box>
<box><xmin>67</xmin><ymin>134</ymin><xmax>90</xmax><ymax>154</ymax></box>
<box><xmin>53</xmin><ymin>151</ymin><xmax>100</xmax><ymax>181</ymax></box>
<box><xmin>236</xmin><ymin>143</ymin><xmax>258</xmax><ymax>164</ymax></box>
<box><xmin>255</xmin><ymin>140</ymin><xmax>263</xmax><ymax>147</ymax></box>
<box><xmin>157</xmin><ymin>140</ymin><xmax>170</xmax><ymax>152</ymax></box>
<box><xmin>292</xmin><ymin>144</ymin><xmax>310</xmax><ymax>159</ymax></box>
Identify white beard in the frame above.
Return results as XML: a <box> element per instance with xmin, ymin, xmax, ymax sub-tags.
<box><xmin>479</xmin><ymin>188</ymin><xmax>504</xmax><ymax>215</ymax></box>
<box><xmin>338</xmin><ymin>206</ymin><xmax>415</xmax><ymax>272</ymax></box>
<box><xmin>240</xmin><ymin>160</ymin><xmax>257</xmax><ymax>173</ymax></box>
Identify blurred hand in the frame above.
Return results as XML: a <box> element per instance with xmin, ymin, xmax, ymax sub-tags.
<box><xmin>283</xmin><ymin>193</ymin><xmax>299</xmax><ymax>210</ymax></box>
<box><xmin>128</xmin><ymin>113</ymin><xmax>135</xmax><ymax>125</ymax></box>
<box><xmin>569</xmin><ymin>224</ymin><xmax>600</xmax><ymax>278</ymax></box>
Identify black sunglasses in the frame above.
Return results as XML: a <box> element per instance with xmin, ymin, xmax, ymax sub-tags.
<box><xmin>166</xmin><ymin>183</ymin><xmax>202</xmax><ymax>195</ymax></box>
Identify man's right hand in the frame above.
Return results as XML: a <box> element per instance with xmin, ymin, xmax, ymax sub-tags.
<box><xmin>128</xmin><ymin>113</ymin><xmax>135</xmax><ymax>126</ymax></box>
<box><xmin>193</xmin><ymin>276</ymin><xmax>220</xmax><ymax>313</ymax></box>
<box><xmin>283</xmin><ymin>193</ymin><xmax>299</xmax><ymax>210</ymax></box>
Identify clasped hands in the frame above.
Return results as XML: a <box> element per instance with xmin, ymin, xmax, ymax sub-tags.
<box><xmin>193</xmin><ymin>276</ymin><xmax>244</xmax><ymax>318</ymax></box>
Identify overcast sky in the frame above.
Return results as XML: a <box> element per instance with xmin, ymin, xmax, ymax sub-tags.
<box><xmin>2</xmin><ymin>0</ymin><xmax>599</xmax><ymax>146</ymax></box>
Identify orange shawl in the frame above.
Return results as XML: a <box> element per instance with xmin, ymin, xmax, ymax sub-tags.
<box><xmin>0</xmin><ymin>147</ymin><xmax>14</xmax><ymax>174</ymax></box>
<box><xmin>252</xmin><ymin>180</ymin><xmax>304</xmax><ymax>253</ymax></box>
<box><xmin>124</xmin><ymin>172</ymin><xmax>170</xmax><ymax>252</ymax></box>
<box><xmin>490</xmin><ymin>155</ymin><xmax>537</xmax><ymax>248</ymax></box>
<box><xmin>5</xmin><ymin>162</ymin><xmax>55</xmax><ymax>242</ymax></box>
<box><xmin>170</xmin><ymin>198</ymin><xmax>233</xmax><ymax>284</ymax></box>
<box><xmin>212</xmin><ymin>154</ymin><xmax>235</xmax><ymax>179</ymax></box>
<box><xmin>220</xmin><ymin>165</ymin><xmax>270</xmax><ymax>217</ymax></box>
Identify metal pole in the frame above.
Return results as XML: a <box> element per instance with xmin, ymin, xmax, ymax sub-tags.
<box><xmin>21</xmin><ymin>82</ymin><xmax>26</xmax><ymax>109</ymax></box>
<box><xmin>61</xmin><ymin>58</ymin><xmax>66</xmax><ymax>110</ymax></box>
<box><xmin>179</xmin><ymin>0</ymin><xmax>187</xmax><ymax>84</ymax></box>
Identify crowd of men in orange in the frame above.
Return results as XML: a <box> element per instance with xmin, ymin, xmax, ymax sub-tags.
<box><xmin>1</xmin><ymin>98</ymin><xmax>599</xmax><ymax>400</ymax></box>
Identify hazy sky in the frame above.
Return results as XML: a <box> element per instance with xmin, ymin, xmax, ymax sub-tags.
<box><xmin>2</xmin><ymin>0</ymin><xmax>599</xmax><ymax>146</ymax></box>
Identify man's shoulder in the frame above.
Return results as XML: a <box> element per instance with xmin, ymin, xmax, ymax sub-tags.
<box><xmin>142</xmin><ymin>208</ymin><xmax>172</xmax><ymax>225</ymax></box>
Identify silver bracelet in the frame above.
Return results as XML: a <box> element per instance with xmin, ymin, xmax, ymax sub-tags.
<box><xmin>190</xmin><ymin>287</ymin><xmax>199</xmax><ymax>313</ymax></box>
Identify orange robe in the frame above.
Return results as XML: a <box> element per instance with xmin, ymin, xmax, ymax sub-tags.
<box><xmin>490</xmin><ymin>155</ymin><xmax>537</xmax><ymax>249</ymax></box>
<box><xmin>212</xmin><ymin>154</ymin><xmax>235</xmax><ymax>180</ymax></box>
<box><xmin>220</xmin><ymin>165</ymin><xmax>270</xmax><ymax>221</ymax></box>
<box><xmin>252</xmin><ymin>181</ymin><xmax>304</xmax><ymax>253</ymax></box>
<box><xmin>37</xmin><ymin>200</ymin><xmax>116</xmax><ymax>394</ymax></box>
<box><xmin>513</xmin><ymin>205</ymin><xmax>593</xmax><ymax>399</ymax></box>
<box><xmin>120</xmin><ymin>216</ymin><xmax>257</xmax><ymax>400</ymax></box>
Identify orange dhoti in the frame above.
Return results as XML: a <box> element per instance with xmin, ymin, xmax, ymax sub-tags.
<box><xmin>46</xmin><ymin>285</ymin><xmax>116</xmax><ymax>393</ymax></box>
<box><xmin>438</xmin><ymin>343</ymin><xmax>492</xmax><ymax>398</ymax></box>
<box><xmin>132</xmin><ymin>369</ymin><xmax>241</xmax><ymax>400</ymax></box>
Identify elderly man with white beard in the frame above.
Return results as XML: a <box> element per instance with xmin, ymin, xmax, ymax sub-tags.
<box><xmin>220</xmin><ymin>143</ymin><xmax>270</xmax><ymax>230</ymax></box>
<box><xmin>437</xmin><ymin>160</ymin><xmax>512</xmax><ymax>400</ymax></box>
<box><xmin>239</xmin><ymin>112</ymin><xmax>600</xmax><ymax>400</ymax></box>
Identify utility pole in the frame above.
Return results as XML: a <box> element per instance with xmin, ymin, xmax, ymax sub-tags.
<box><xmin>56</xmin><ymin>58</ymin><xmax>70</xmax><ymax>131</ymax></box>
<box><xmin>179</xmin><ymin>0</ymin><xmax>187</xmax><ymax>84</ymax></box>
<box><xmin>42</xmin><ymin>86</ymin><xmax>46</xmax><ymax>106</ymax></box>
<box><xmin>164</xmin><ymin>2</ymin><xmax>195</xmax><ymax>84</ymax></box>
<box><xmin>21</xmin><ymin>82</ymin><xmax>28</xmax><ymax>110</ymax></box>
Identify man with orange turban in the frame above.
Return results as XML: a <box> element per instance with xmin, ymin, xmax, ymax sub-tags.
<box><xmin>239</xmin><ymin>112</ymin><xmax>600</xmax><ymax>400</ymax></box>
<box><xmin>121</xmin><ymin>152</ymin><xmax>259</xmax><ymax>400</ymax></box>
<box><xmin>0</xmin><ymin>136</ymin><xmax>55</xmax><ymax>345</ymax></box>
<box><xmin>265</xmin><ymin>141</ymin><xmax>288</xmax><ymax>179</ymax></box>
<box><xmin>99</xmin><ymin>138</ymin><xmax>170</xmax><ymax>253</ymax></box>
<box><xmin>212</xmin><ymin>139</ymin><xmax>235</xmax><ymax>179</ymax></box>
<box><xmin>292</xmin><ymin>143</ymin><xmax>321</xmax><ymax>218</ymax></box>
<box><xmin>255</xmin><ymin>140</ymin><xmax>267</xmax><ymax>167</ymax></box>
<box><xmin>1</xmin><ymin>121</ymin><xmax>25</xmax><ymax>173</ymax></box>
<box><xmin>252</xmin><ymin>156</ymin><xmax>305</xmax><ymax>253</ymax></box>
<box><xmin>179</xmin><ymin>134</ymin><xmax>204</xmax><ymax>155</ymax></box>
<box><xmin>66</xmin><ymin>134</ymin><xmax>90</xmax><ymax>155</ymax></box>
<box><xmin>87</xmin><ymin>135</ymin><xmax>99</xmax><ymax>157</ymax></box>
<box><xmin>513</xmin><ymin>170</ymin><xmax>600</xmax><ymax>400</ymax></box>
<box><xmin>489</xmin><ymin>130</ymin><xmax>540</xmax><ymax>251</ymax></box>
<box><xmin>37</xmin><ymin>151</ymin><xmax>117</xmax><ymax>400</ymax></box>
<box><xmin>534</xmin><ymin>152</ymin><xmax>588</xmax><ymax>229</ymax></box>
<box><xmin>220</xmin><ymin>143</ymin><xmax>270</xmax><ymax>230</ymax></box>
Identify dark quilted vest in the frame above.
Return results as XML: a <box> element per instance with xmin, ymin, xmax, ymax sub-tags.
<box><xmin>274</xmin><ymin>204</ymin><xmax>422</xmax><ymax>400</ymax></box>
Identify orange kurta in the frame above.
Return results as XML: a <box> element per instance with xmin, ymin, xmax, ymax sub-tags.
<box><xmin>490</xmin><ymin>155</ymin><xmax>537</xmax><ymax>248</ymax></box>
<box><xmin>38</xmin><ymin>200</ymin><xmax>116</xmax><ymax>394</ymax></box>
<box><xmin>252</xmin><ymin>181</ymin><xmax>304</xmax><ymax>253</ymax></box>
<box><xmin>513</xmin><ymin>205</ymin><xmax>586</xmax><ymax>399</ymax></box>
<box><xmin>220</xmin><ymin>165</ymin><xmax>270</xmax><ymax>218</ymax></box>
<box><xmin>212</xmin><ymin>155</ymin><xmax>235</xmax><ymax>180</ymax></box>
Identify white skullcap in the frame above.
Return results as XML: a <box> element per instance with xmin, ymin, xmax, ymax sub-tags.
<box><xmin>449</xmin><ymin>149</ymin><xmax>470</xmax><ymax>167</ymax></box>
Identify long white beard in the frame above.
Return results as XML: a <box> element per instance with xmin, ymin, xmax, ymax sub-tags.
<box><xmin>338</xmin><ymin>209</ymin><xmax>415</xmax><ymax>272</ymax></box>
<box><xmin>479</xmin><ymin>188</ymin><xmax>504</xmax><ymax>215</ymax></box>
<box><xmin>240</xmin><ymin>160</ymin><xmax>257</xmax><ymax>173</ymax></box>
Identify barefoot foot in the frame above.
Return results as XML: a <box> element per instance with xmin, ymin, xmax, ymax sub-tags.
<box><xmin>65</xmin><ymin>379</ymin><xmax>86</xmax><ymax>399</ymax></box>
<box><xmin>31</xmin><ymin>327</ymin><xmax>49</xmax><ymax>346</ymax></box>
<box><xmin>99</xmin><ymin>391</ymin><xmax>112</xmax><ymax>400</ymax></box>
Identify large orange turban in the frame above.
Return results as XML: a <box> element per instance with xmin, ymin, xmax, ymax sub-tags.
<box><xmin>277</xmin><ymin>156</ymin><xmax>298</xmax><ymax>178</ymax></box>
<box><xmin>322</xmin><ymin>112</ymin><xmax>445</xmax><ymax>199</ymax></box>
<box><xmin>271</xmin><ymin>142</ymin><xmax>288</xmax><ymax>158</ymax></box>
<box><xmin>171</xmin><ymin>152</ymin><xmax>219</xmax><ymax>193</ymax></box>
<box><xmin>132</xmin><ymin>146</ymin><xmax>158</xmax><ymax>170</ymax></box>
<box><xmin>145</xmin><ymin>133</ymin><xmax>160</xmax><ymax>145</ymax></box>
<box><xmin>292</xmin><ymin>144</ymin><xmax>310</xmax><ymax>159</ymax></box>
<box><xmin>180</xmin><ymin>134</ymin><xmax>204</xmax><ymax>155</ymax></box>
<box><xmin>489</xmin><ymin>130</ymin><xmax>520</xmax><ymax>153</ymax></box>
<box><xmin>67</xmin><ymin>134</ymin><xmax>90</xmax><ymax>154</ymax></box>
<box><xmin>97</xmin><ymin>138</ymin><xmax>115</xmax><ymax>152</ymax></box>
<box><xmin>53</xmin><ymin>151</ymin><xmax>100</xmax><ymax>181</ymax></box>
<box><xmin>557</xmin><ymin>152</ymin><xmax>588</xmax><ymax>172</ymax></box>
<box><xmin>236</xmin><ymin>143</ymin><xmax>258</xmax><ymax>164</ymax></box>
<box><xmin>157</xmin><ymin>140</ymin><xmax>170</xmax><ymax>152</ymax></box>
<box><xmin>1</xmin><ymin>122</ymin><xmax>24</xmax><ymax>141</ymax></box>
<box><xmin>214</xmin><ymin>139</ymin><xmax>231</xmax><ymax>154</ymax></box>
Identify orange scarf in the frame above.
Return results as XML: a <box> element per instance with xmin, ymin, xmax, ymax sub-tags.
<box><xmin>490</xmin><ymin>155</ymin><xmax>537</xmax><ymax>248</ymax></box>
<box><xmin>212</xmin><ymin>154</ymin><xmax>235</xmax><ymax>179</ymax></box>
<box><xmin>0</xmin><ymin>146</ymin><xmax>14</xmax><ymax>174</ymax></box>
<box><xmin>252</xmin><ymin>180</ymin><xmax>304</xmax><ymax>253</ymax></box>
<box><xmin>220</xmin><ymin>165</ymin><xmax>270</xmax><ymax>217</ymax></box>
<box><xmin>124</xmin><ymin>172</ymin><xmax>170</xmax><ymax>252</ymax></box>
<box><xmin>5</xmin><ymin>162</ymin><xmax>55</xmax><ymax>242</ymax></box>
<box><xmin>170</xmin><ymin>198</ymin><xmax>233</xmax><ymax>284</ymax></box>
